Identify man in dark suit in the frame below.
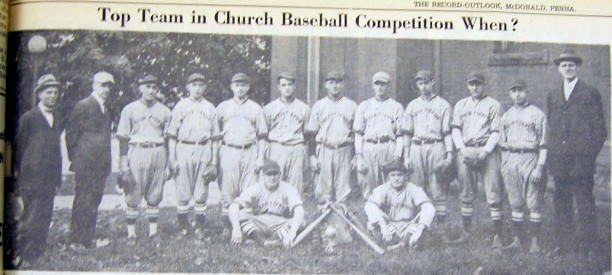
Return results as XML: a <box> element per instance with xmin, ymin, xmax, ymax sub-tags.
<box><xmin>12</xmin><ymin>74</ymin><xmax>63</xmax><ymax>266</ymax></box>
<box><xmin>66</xmin><ymin>71</ymin><xmax>115</xmax><ymax>250</ymax></box>
<box><xmin>547</xmin><ymin>49</ymin><xmax>607</xmax><ymax>254</ymax></box>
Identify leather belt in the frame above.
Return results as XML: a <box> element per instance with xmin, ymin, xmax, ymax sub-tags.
<box><xmin>318</xmin><ymin>141</ymin><xmax>352</xmax><ymax>150</ymax></box>
<box><xmin>465</xmin><ymin>141</ymin><xmax>487</xmax><ymax>147</ymax></box>
<box><xmin>178</xmin><ymin>139</ymin><xmax>210</xmax><ymax>146</ymax></box>
<box><xmin>223</xmin><ymin>142</ymin><xmax>254</xmax><ymax>150</ymax></box>
<box><xmin>268</xmin><ymin>140</ymin><xmax>304</xmax><ymax>146</ymax></box>
<box><xmin>412</xmin><ymin>138</ymin><xmax>442</xmax><ymax>145</ymax></box>
<box><xmin>365</xmin><ymin>137</ymin><xmax>393</xmax><ymax>144</ymax></box>
<box><xmin>131</xmin><ymin>142</ymin><xmax>164</xmax><ymax>148</ymax></box>
<box><xmin>503</xmin><ymin>147</ymin><xmax>538</xmax><ymax>154</ymax></box>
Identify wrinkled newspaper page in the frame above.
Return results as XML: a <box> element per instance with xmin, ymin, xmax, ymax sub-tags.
<box><xmin>3</xmin><ymin>0</ymin><xmax>612</xmax><ymax>274</ymax></box>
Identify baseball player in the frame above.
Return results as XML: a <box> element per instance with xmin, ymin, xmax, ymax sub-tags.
<box><xmin>450</xmin><ymin>72</ymin><xmax>504</xmax><ymax>247</ymax></box>
<box><xmin>402</xmin><ymin>70</ymin><xmax>453</xmax><ymax>238</ymax></box>
<box><xmin>306</xmin><ymin>71</ymin><xmax>357</xmax><ymax>204</ymax></box>
<box><xmin>117</xmin><ymin>74</ymin><xmax>172</xmax><ymax>245</ymax></box>
<box><xmin>264</xmin><ymin>72</ymin><xmax>310</xmax><ymax>194</ymax></box>
<box><xmin>364</xmin><ymin>159</ymin><xmax>436</xmax><ymax>250</ymax></box>
<box><xmin>228</xmin><ymin>160</ymin><xmax>305</xmax><ymax>248</ymax></box>
<box><xmin>353</xmin><ymin>71</ymin><xmax>404</xmax><ymax>198</ymax></box>
<box><xmin>498</xmin><ymin>80</ymin><xmax>547</xmax><ymax>253</ymax></box>
<box><xmin>166</xmin><ymin>72</ymin><xmax>220</xmax><ymax>238</ymax></box>
<box><xmin>217</xmin><ymin>73</ymin><xmax>268</xmax><ymax>210</ymax></box>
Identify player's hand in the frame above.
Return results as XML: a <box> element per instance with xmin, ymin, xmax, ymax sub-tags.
<box><xmin>403</xmin><ymin>158</ymin><xmax>413</xmax><ymax>172</ymax></box>
<box><xmin>310</xmin><ymin>156</ymin><xmax>320</xmax><ymax>173</ymax></box>
<box><xmin>203</xmin><ymin>166</ymin><xmax>218</xmax><ymax>182</ymax></box>
<box><xmin>169</xmin><ymin>157</ymin><xmax>179</xmax><ymax>174</ymax></box>
<box><xmin>120</xmin><ymin>157</ymin><xmax>130</xmax><ymax>174</ymax></box>
<box><xmin>163</xmin><ymin>166</ymin><xmax>173</xmax><ymax>181</ymax></box>
<box><xmin>380</xmin><ymin>224</ymin><xmax>393</xmax><ymax>243</ymax></box>
<box><xmin>355</xmin><ymin>156</ymin><xmax>368</xmax><ymax>174</ymax></box>
<box><xmin>284</xmin><ymin>227</ymin><xmax>297</xmax><ymax>248</ymax></box>
<box><xmin>255</xmin><ymin>157</ymin><xmax>265</xmax><ymax>173</ymax></box>
<box><xmin>531</xmin><ymin>164</ymin><xmax>545</xmax><ymax>184</ymax></box>
<box><xmin>477</xmin><ymin>150</ymin><xmax>489</xmax><ymax>162</ymax></box>
<box><xmin>231</xmin><ymin>227</ymin><xmax>243</xmax><ymax>246</ymax></box>
<box><xmin>409</xmin><ymin>224</ymin><xmax>426</xmax><ymax>247</ymax></box>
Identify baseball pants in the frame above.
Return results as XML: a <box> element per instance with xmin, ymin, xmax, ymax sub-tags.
<box><xmin>410</xmin><ymin>141</ymin><xmax>448</xmax><ymax>217</ymax></box>
<box><xmin>315</xmin><ymin>145</ymin><xmax>353</xmax><ymax>204</ymax></box>
<box><xmin>268</xmin><ymin>142</ymin><xmax>307</xmax><ymax>194</ymax></box>
<box><xmin>174</xmin><ymin>142</ymin><xmax>213</xmax><ymax>215</ymax></box>
<box><xmin>370</xmin><ymin>221</ymin><xmax>421</xmax><ymax>244</ymax></box>
<box><xmin>456</xmin><ymin>147</ymin><xmax>503</xmax><ymax>221</ymax></box>
<box><xmin>500</xmin><ymin>151</ymin><xmax>545</xmax><ymax>223</ymax></box>
<box><xmin>125</xmin><ymin>145</ymin><xmax>167</xmax><ymax>220</ymax></box>
<box><xmin>71</xmin><ymin>171</ymin><xmax>108</xmax><ymax>247</ymax></box>
<box><xmin>358</xmin><ymin>141</ymin><xmax>395</xmax><ymax>198</ymax></box>
<box><xmin>238</xmin><ymin>211</ymin><xmax>295</xmax><ymax>242</ymax></box>
<box><xmin>219</xmin><ymin>144</ymin><xmax>258</xmax><ymax>208</ymax></box>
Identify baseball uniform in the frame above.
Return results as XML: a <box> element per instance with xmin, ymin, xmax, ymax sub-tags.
<box><xmin>451</xmin><ymin>95</ymin><xmax>503</xmax><ymax>223</ymax></box>
<box><xmin>233</xmin><ymin>181</ymin><xmax>303</xmax><ymax>242</ymax></box>
<box><xmin>217</xmin><ymin>97</ymin><xmax>268</xmax><ymax>207</ymax></box>
<box><xmin>117</xmin><ymin>99</ymin><xmax>171</xmax><ymax>223</ymax></box>
<box><xmin>354</xmin><ymin>96</ymin><xmax>403</xmax><ymax>198</ymax></box>
<box><xmin>306</xmin><ymin>96</ymin><xmax>357</xmax><ymax>203</ymax></box>
<box><xmin>264</xmin><ymin>97</ymin><xmax>310</xmax><ymax>194</ymax></box>
<box><xmin>364</xmin><ymin>181</ymin><xmax>435</xmax><ymax>244</ymax></box>
<box><xmin>403</xmin><ymin>94</ymin><xmax>453</xmax><ymax>218</ymax></box>
<box><xmin>167</xmin><ymin>96</ymin><xmax>220</xmax><ymax>221</ymax></box>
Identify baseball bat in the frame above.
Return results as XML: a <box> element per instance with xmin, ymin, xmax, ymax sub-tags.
<box><xmin>329</xmin><ymin>204</ymin><xmax>385</xmax><ymax>254</ymax></box>
<box><xmin>291</xmin><ymin>208</ymin><xmax>332</xmax><ymax>247</ymax></box>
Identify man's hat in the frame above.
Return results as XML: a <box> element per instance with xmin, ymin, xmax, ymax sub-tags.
<box><xmin>372</xmin><ymin>71</ymin><xmax>391</xmax><ymax>84</ymax></box>
<box><xmin>554</xmin><ymin>49</ymin><xmax>583</xmax><ymax>66</ymax></box>
<box><xmin>231</xmin><ymin>73</ymin><xmax>250</xmax><ymax>83</ymax></box>
<box><xmin>93</xmin><ymin>71</ymin><xmax>115</xmax><ymax>84</ymax></box>
<box><xmin>467</xmin><ymin>72</ymin><xmax>485</xmax><ymax>84</ymax></box>
<box><xmin>35</xmin><ymin>74</ymin><xmax>61</xmax><ymax>93</ymax></box>
<box><xmin>138</xmin><ymin>74</ymin><xmax>159</xmax><ymax>85</ymax></box>
<box><xmin>508</xmin><ymin>80</ymin><xmax>527</xmax><ymax>90</ymax></box>
<box><xmin>277</xmin><ymin>72</ymin><xmax>296</xmax><ymax>82</ymax></box>
<box><xmin>383</xmin><ymin>159</ymin><xmax>409</xmax><ymax>174</ymax></box>
<box><xmin>325</xmin><ymin>71</ymin><xmax>344</xmax><ymax>81</ymax></box>
<box><xmin>187</xmin><ymin>73</ymin><xmax>206</xmax><ymax>83</ymax></box>
<box><xmin>262</xmin><ymin>160</ymin><xmax>281</xmax><ymax>175</ymax></box>
<box><xmin>414</xmin><ymin>70</ymin><xmax>434</xmax><ymax>82</ymax></box>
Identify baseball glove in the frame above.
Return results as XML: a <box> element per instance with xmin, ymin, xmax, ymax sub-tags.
<box><xmin>117</xmin><ymin>170</ymin><xmax>135</xmax><ymax>193</ymax></box>
<box><xmin>202</xmin><ymin>166</ymin><xmax>218</xmax><ymax>183</ymax></box>
<box><xmin>462</xmin><ymin>151</ymin><xmax>480</xmax><ymax>168</ymax></box>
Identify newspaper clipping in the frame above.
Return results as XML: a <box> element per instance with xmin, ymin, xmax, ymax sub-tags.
<box><xmin>3</xmin><ymin>0</ymin><xmax>611</xmax><ymax>274</ymax></box>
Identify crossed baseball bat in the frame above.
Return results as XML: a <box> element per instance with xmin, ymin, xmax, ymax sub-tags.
<box><xmin>291</xmin><ymin>195</ymin><xmax>385</xmax><ymax>254</ymax></box>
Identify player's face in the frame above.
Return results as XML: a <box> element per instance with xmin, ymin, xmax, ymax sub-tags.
<box><xmin>509</xmin><ymin>87</ymin><xmax>527</xmax><ymax>106</ymax></box>
<box><xmin>278</xmin><ymin>78</ymin><xmax>296</xmax><ymax>98</ymax></box>
<box><xmin>416</xmin><ymin>79</ymin><xmax>434</xmax><ymax>95</ymax></box>
<box><xmin>388</xmin><ymin>171</ymin><xmax>407</xmax><ymax>190</ymax></box>
<box><xmin>467</xmin><ymin>81</ymin><xmax>485</xmax><ymax>98</ymax></box>
<box><xmin>372</xmin><ymin>81</ymin><xmax>390</xmax><ymax>98</ymax></box>
<box><xmin>187</xmin><ymin>81</ymin><xmax>207</xmax><ymax>99</ymax></box>
<box><xmin>325</xmin><ymin>79</ymin><xmax>344</xmax><ymax>97</ymax></box>
<box><xmin>92</xmin><ymin>81</ymin><xmax>114</xmax><ymax>102</ymax></box>
<box><xmin>231</xmin><ymin>81</ymin><xmax>250</xmax><ymax>98</ymax></box>
<box><xmin>263</xmin><ymin>172</ymin><xmax>281</xmax><ymax>191</ymax></box>
<box><xmin>38</xmin><ymin>87</ymin><xmax>59</xmax><ymax>108</ymax></box>
<box><xmin>558</xmin><ymin>61</ymin><xmax>578</xmax><ymax>80</ymax></box>
<box><xmin>139</xmin><ymin>83</ymin><xmax>159</xmax><ymax>102</ymax></box>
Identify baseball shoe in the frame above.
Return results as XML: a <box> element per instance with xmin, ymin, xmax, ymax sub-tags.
<box><xmin>452</xmin><ymin>230</ymin><xmax>470</xmax><ymax>244</ymax></box>
<box><xmin>263</xmin><ymin>239</ymin><xmax>280</xmax><ymax>247</ymax></box>
<box><xmin>528</xmin><ymin>237</ymin><xmax>541</xmax><ymax>254</ymax></box>
<box><xmin>502</xmin><ymin>236</ymin><xmax>521</xmax><ymax>250</ymax></box>
<box><xmin>491</xmin><ymin>234</ymin><xmax>503</xmax><ymax>249</ymax></box>
<box><xmin>149</xmin><ymin>234</ymin><xmax>162</xmax><ymax>248</ymax></box>
<box><xmin>126</xmin><ymin>237</ymin><xmax>137</xmax><ymax>247</ymax></box>
<box><xmin>387</xmin><ymin>241</ymin><xmax>406</xmax><ymax>251</ymax></box>
<box><xmin>195</xmin><ymin>228</ymin><xmax>206</xmax><ymax>240</ymax></box>
<box><xmin>69</xmin><ymin>243</ymin><xmax>88</xmax><ymax>254</ymax></box>
<box><xmin>179</xmin><ymin>228</ymin><xmax>190</xmax><ymax>237</ymax></box>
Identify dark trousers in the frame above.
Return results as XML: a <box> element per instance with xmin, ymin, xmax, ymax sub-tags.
<box><xmin>70</xmin><ymin>172</ymin><xmax>108</xmax><ymax>246</ymax></box>
<box><xmin>17</xmin><ymin>187</ymin><xmax>56</xmax><ymax>261</ymax></box>
<box><xmin>553</xmin><ymin>175</ymin><xmax>597</xmax><ymax>250</ymax></box>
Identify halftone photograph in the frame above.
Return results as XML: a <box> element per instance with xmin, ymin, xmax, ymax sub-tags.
<box><xmin>3</xmin><ymin>29</ymin><xmax>610</xmax><ymax>274</ymax></box>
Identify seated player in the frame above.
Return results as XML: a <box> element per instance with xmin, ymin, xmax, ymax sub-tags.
<box><xmin>364</xmin><ymin>160</ymin><xmax>436</xmax><ymax>250</ymax></box>
<box><xmin>228</xmin><ymin>160</ymin><xmax>305</xmax><ymax>248</ymax></box>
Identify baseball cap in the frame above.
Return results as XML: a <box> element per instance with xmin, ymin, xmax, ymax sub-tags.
<box><xmin>325</xmin><ymin>71</ymin><xmax>344</xmax><ymax>81</ymax></box>
<box><xmin>93</xmin><ymin>72</ymin><xmax>115</xmax><ymax>84</ymax></box>
<box><xmin>372</xmin><ymin>71</ymin><xmax>391</xmax><ymax>84</ymax></box>
<box><xmin>508</xmin><ymin>80</ymin><xmax>527</xmax><ymax>90</ymax></box>
<box><xmin>383</xmin><ymin>159</ymin><xmax>409</xmax><ymax>174</ymax></box>
<box><xmin>187</xmin><ymin>73</ymin><xmax>206</xmax><ymax>83</ymax></box>
<box><xmin>231</xmin><ymin>73</ymin><xmax>250</xmax><ymax>83</ymax></box>
<box><xmin>277</xmin><ymin>72</ymin><xmax>296</xmax><ymax>82</ymax></box>
<box><xmin>262</xmin><ymin>160</ymin><xmax>281</xmax><ymax>175</ymax></box>
<box><xmin>35</xmin><ymin>74</ymin><xmax>61</xmax><ymax>93</ymax></box>
<box><xmin>414</xmin><ymin>70</ymin><xmax>433</xmax><ymax>82</ymax></box>
<box><xmin>467</xmin><ymin>72</ymin><xmax>485</xmax><ymax>84</ymax></box>
<box><xmin>138</xmin><ymin>74</ymin><xmax>159</xmax><ymax>85</ymax></box>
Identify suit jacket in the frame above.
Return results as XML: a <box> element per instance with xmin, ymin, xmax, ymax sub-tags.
<box><xmin>15</xmin><ymin>106</ymin><xmax>63</xmax><ymax>192</ymax></box>
<box><xmin>66</xmin><ymin>95</ymin><xmax>112</xmax><ymax>175</ymax></box>
<box><xmin>547</xmin><ymin>79</ymin><xmax>607</xmax><ymax>177</ymax></box>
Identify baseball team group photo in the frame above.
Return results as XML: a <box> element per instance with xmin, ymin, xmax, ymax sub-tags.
<box><xmin>3</xmin><ymin>30</ymin><xmax>611</xmax><ymax>274</ymax></box>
